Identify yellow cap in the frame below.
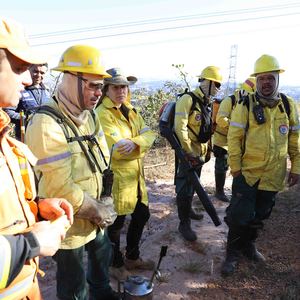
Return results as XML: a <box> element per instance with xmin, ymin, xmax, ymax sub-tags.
<box><xmin>0</xmin><ymin>18</ymin><xmax>46</xmax><ymax>64</ymax></box>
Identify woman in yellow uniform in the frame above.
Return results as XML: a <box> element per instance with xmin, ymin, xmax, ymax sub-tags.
<box><xmin>96</xmin><ymin>68</ymin><xmax>157</xmax><ymax>280</ymax></box>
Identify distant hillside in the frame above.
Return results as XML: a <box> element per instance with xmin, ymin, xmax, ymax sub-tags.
<box><xmin>281</xmin><ymin>86</ymin><xmax>300</xmax><ymax>101</ymax></box>
<box><xmin>133</xmin><ymin>79</ymin><xmax>300</xmax><ymax>101</ymax></box>
<box><xmin>45</xmin><ymin>75</ymin><xmax>300</xmax><ymax>102</ymax></box>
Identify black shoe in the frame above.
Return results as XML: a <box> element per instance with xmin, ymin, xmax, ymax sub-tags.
<box><xmin>178</xmin><ymin>222</ymin><xmax>197</xmax><ymax>242</ymax></box>
<box><xmin>215</xmin><ymin>192</ymin><xmax>230</xmax><ymax>203</ymax></box>
<box><xmin>242</xmin><ymin>244</ymin><xmax>266</xmax><ymax>263</ymax></box>
<box><xmin>221</xmin><ymin>253</ymin><xmax>239</xmax><ymax>277</ymax></box>
<box><xmin>189</xmin><ymin>209</ymin><xmax>204</xmax><ymax>221</ymax></box>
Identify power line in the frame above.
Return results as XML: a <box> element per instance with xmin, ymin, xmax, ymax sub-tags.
<box><xmin>30</xmin><ymin>2</ymin><xmax>300</xmax><ymax>39</ymax></box>
<box><xmin>32</xmin><ymin>10</ymin><xmax>300</xmax><ymax>47</ymax></box>
<box><xmin>99</xmin><ymin>21</ymin><xmax>300</xmax><ymax>51</ymax></box>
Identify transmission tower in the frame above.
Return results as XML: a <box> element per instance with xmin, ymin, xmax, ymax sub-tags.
<box><xmin>225</xmin><ymin>44</ymin><xmax>238</xmax><ymax>96</ymax></box>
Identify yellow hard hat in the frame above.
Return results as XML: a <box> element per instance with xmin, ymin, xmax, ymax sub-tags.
<box><xmin>52</xmin><ymin>45</ymin><xmax>111</xmax><ymax>77</ymax></box>
<box><xmin>251</xmin><ymin>54</ymin><xmax>285</xmax><ymax>76</ymax></box>
<box><xmin>0</xmin><ymin>18</ymin><xmax>46</xmax><ymax>64</ymax></box>
<box><xmin>197</xmin><ymin>66</ymin><xmax>222</xmax><ymax>83</ymax></box>
<box><xmin>241</xmin><ymin>77</ymin><xmax>256</xmax><ymax>93</ymax></box>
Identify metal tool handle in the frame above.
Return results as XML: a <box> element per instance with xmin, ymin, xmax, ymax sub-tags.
<box><xmin>148</xmin><ymin>245</ymin><xmax>168</xmax><ymax>289</ymax></box>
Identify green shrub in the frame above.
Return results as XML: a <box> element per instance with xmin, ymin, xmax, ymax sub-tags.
<box><xmin>133</xmin><ymin>81</ymin><xmax>185</xmax><ymax>147</ymax></box>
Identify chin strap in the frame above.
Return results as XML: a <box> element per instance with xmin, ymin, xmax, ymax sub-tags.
<box><xmin>77</xmin><ymin>72</ymin><xmax>86</xmax><ymax>110</ymax></box>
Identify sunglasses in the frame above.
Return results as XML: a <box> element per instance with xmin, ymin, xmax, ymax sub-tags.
<box><xmin>80</xmin><ymin>77</ymin><xmax>104</xmax><ymax>91</ymax></box>
<box><xmin>67</xmin><ymin>72</ymin><xmax>104</xmax><ymax>91</ymax></box>
<box><xmin>214</xmin><ymin>82</ymin><xmax>221</xmax><ymax>89</ymax></box>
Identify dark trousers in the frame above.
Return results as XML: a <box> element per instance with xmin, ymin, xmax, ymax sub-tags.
<box><xmin>225</xmin><ymin>174</ymin><xmax>277</xmax><ymax>228</ymax></box>
<box><xmin>53</xmin><ymin>231</ymin><xmax>113</xmax><ymax>300</ymax></box>
<box><xmin>213</xmin><ymin>145</ymin><xmax>228</xmax><ymax>174</ymax></box>
<box><xmin>175</xmin><ymin>162</ymin><xmax>202</xmax><ymax>198</ymax></box>
<box><xmin>107</xmin><ymin>201</ymin><xmax>150</xmax><ymax>267</ymax></box>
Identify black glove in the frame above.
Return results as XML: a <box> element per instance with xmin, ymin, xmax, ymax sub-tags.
<box><xmin>184</xmin><ymin>153</ymin><xmax>204</xmax><ymax>169</ymax></box>
<box><xmin>76</xmin><ymin>193</ymin><xmax>117</xmax><ymax>228</ymax></box>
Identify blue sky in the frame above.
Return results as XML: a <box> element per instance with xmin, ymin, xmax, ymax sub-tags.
<box><xmin>2</xmin><ymin>0</ymin><xmax>300</xmax><ymax>86</ymax></box>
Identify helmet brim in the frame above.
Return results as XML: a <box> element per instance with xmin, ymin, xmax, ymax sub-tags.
<box><xmin>5</xmin><ymin>45</ymin><xmax>47</xmax><ymax>64</ymax></box>
<box><xmin>51</xmin><ymin>65</ymin><xmax>112</xmax><ymax>78</ymax></box>
<box><xmin>104</xmin><ymin>75</ymin><xmax>137</xmax><ymax>86</ymax></box>
<box><xmin>251</xmin><ymin>69</ymin><xmax>285</xmax><ymax>77</ymax></box>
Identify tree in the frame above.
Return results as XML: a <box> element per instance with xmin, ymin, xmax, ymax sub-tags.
<box><xmin>172</xmin><ymin>64</ymin><xmax>191</xmax><ymax>91</ymax></box>
<box><xmin>132</xmin><ymin>81</ymin><xmax>184</xmax><ymax>147</ymax></box>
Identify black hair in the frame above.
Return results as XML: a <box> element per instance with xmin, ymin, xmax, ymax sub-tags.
<box><xmin>30</xmin><ymin>63</ymin><xmax>48</xmax><ymax>70</ymax></box>
<box><xmin>97</xmin><ymin>84</ymin><xmax>109</xmax><ymax>107</ymax></box>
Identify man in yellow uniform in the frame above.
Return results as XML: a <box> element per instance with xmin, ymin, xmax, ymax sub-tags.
<box><xmin>25</xmin><ymin>45</ymin><xmax>118</xmax><ymax>299</ymax></box>
<box><xmin>174</xmin><ymin>66</ymin><xmax>222</xmax><ymax>241</ymax></box>
<box><xmin>213</xmin><ymin>77</ymin><xmax>256</xmax><ymax>202</ymax></box>
<box><xmin>0</xmin><ymin>18</ymin><xmax>73</xmax><ymax>299</ymax></box>
<box><xmin>221</xmin><ymin>54</ymin><xmax>300</xmax><ymax>276</ymax></box>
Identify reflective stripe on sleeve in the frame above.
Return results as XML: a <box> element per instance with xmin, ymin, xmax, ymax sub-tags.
<box><xmin>19</xmin><ymin>163</ymin><xmax>27</xmax><ymax>171</ymax></box>
<box><xmin>0</xmin><ymin>274</ymin><xmax>34</xmax><ymax>299</ymax></box>
<box><xmin>0</xmin><ymin>236</ymin><xmax>11</xmax><ymax>289</ymax></box>
<box><xmin>37</xmin><ymin>151</ymin><xmax>71</xmax><ymax>165</ymax></box>
<box><xmin>230</xmin><ymin>121</ymin><xmax>246</xmax><ymax>129</ymax></box>
<box><xmin>139</xmin><ymin>127</ymin><xmax>151</xmax><ymax>134</ymax></box>
<box><xmin>175</xmin><ymin>112</ymin><xmax>186</xmax><ymax>116</ymax></box>
<box><xmin>290</xmin><ymin>124</ymin><xmax>300</xmax><ymax>131</ymax></box>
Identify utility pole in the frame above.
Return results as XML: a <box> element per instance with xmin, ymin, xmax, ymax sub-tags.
<box><xmin>225</xmin><ymin>44</ymin><xmax>238</xmax><ymax>96</ymax></box>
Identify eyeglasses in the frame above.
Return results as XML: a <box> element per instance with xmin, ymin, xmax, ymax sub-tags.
<box><xmin>214</xmin><ymin>82</ymin><xmax>221</xmax><ymax>89</ymax></box>
<box><xmin>80</xmin><ymin>77</ymin><xmax>104</xmax><ymax>91</ymax></box>
<box><xmin>67</xmin><ymin>72</ymin><xmax>104</xmax><ymax>91</ymax></box>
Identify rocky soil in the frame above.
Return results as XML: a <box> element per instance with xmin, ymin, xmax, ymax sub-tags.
<box><xmin>39</xmin><ymin>147</ymin><xmax>300</xmax><ymax>300</ymax></box>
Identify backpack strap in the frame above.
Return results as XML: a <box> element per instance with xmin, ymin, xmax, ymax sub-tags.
<box><xmin>229</xmin><ymin>94</ymin><xmax>236</xmax><ymax>108</ymax></box>
<box><xmin>279</xmin><ymin>93</ymin><xmax>290</xmax><ymax>118</ymax></box>
<box><xmin>185</xmin><ymin>92</ymin><xmax>212</xmax><ymax>142</ymax></box>
<box><xmin>188</xmin><ymin>92</ymin><xmax>199</xmax><ymax>115</ymax></box>
<box><xmin>36</xmin><ymin>106</ymin><xmax>70</xmax><ymax>140</ymax></box>
<box><xmin>237</xmin><ymin>94</ymin><xmax>252</xmax><ymax>154</ymax></box>
<box><xmin>184</xmin><ymin>92</ymin><xmax>201</xmax><ymax>137</ymax></box>
<box><xmin>35</xmin><ymin>105</ymin><xmax>106</xmax><ymax>173</ymax></box>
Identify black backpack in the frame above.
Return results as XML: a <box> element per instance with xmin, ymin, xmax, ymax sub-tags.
<box><xmin>159</xmin><ymin>90</ymin><xmax>212</xmax><ymax>143</ymax></box>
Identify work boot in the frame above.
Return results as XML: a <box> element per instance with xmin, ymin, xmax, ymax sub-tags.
<box><xmin>178</xmin><ymin>221</ymin><xmax>197</xmax><ymax>242</ymax></box>
<box><xmin>242</xmin><ymin>242</ymin><xmax>266</xmax><ymax>262</ymax></box>
<box><xmin>242</xmin><ymin>228</ymin><xmax>266</xmax><ymax>263</ymax></box>
<box><xmin>221</xmin><ymin>228</ymin><xmax>242</xmax><ymax>277</ymax></box>
<box><xmin>189</xmin><ymin>208</ymin><xmax>204</xmax><ymax>221</ymax></box>
<box><xmin>221</xmin><ymin>249</ymin><xmax>240</xmax><ymax>277</ymax></box>
<box><xmin>215</xmin><ymin>172</ymin><xmax>230</xmax><ymax>202</ymax></box>
<box><xmin>215</xmin><ymin>191</ymin><xmax>230</xmax><ymax>203</ymax></box>
<box><xmin>124</xmin><ymin>257</ymin><xmax>155</xmax><ymax>270</ymax></box>
<box><xmin>176</xmin><ymin>196</ymin><xmax>197</xmax><ymax>241</ymax></box>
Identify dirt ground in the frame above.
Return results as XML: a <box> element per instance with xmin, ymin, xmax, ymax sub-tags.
<box><xmin>39</xmin><ymin>147</ymin><xmax>300</xmax><ymax>299</ymax></box>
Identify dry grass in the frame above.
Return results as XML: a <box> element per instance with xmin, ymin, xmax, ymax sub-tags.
<box><xmin>143</xmin><ymin>146</ymin><xmax>300</xmax><ymax>299</ymax></box>
<box><xmin>144</xmin><ymin>146</ymin><xmax>175</xmax><ymax>181</ymax></box>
